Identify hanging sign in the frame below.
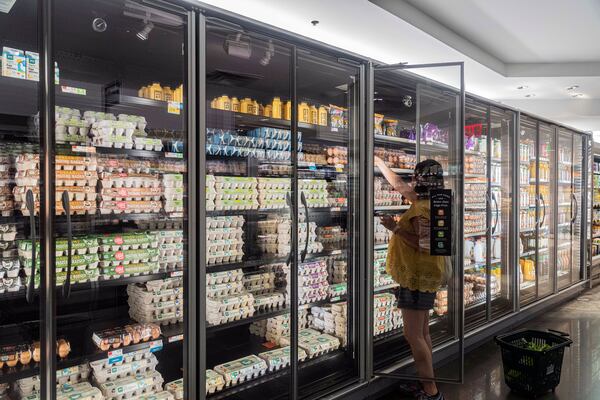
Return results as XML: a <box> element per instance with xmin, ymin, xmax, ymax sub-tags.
<box><xmin>430</xmin><ymin>189</ymin><xmax>452</xmax><ymax>256</ymax></box>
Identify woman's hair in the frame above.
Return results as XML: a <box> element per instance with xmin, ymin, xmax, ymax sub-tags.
<box><xmin>413</xmin><ymin>159</ymin><xmax>444</xmax><ymax>197</ymax></box>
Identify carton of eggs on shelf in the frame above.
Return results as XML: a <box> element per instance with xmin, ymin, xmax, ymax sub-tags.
<box><xmin>134</xmin><ymin>136</ymin><xmax>164</xmax><ymax>151</ymax></box>
<box><xmin>91</xmin><ymin>351</ymin><xmax>158</xmax><ymax>384</ymax></box>
<box><xmin>97</xmin><ymin>369</ymin><xmax>165</xmax><ymax>400</ymax></box>
<box><xmin>91</xmin><ymin>323</ymin><xmax>161</xmax><ymax>352</ymax></box>
<box><xmin>206</xmin><ymin>269</ymin><xmax>243</xmax><ymax>285</ymax></box>
<box><xmin>214</xmin><ymin>355</ymin><xmax>268</xmax><ymax>387</ymax></box>
<box><xmin>258</xmin><ymin>346</ymin><xmax>307</xmax><ymax>372</ymax></box>
<box><xmin>205</xmin><ymin>370</ymin><xmax>225</xmax><ymax>395</ymax></box>
<box><xmin>117</xmin><ymin>114</ymin><xmax>148</xmax><ymax>131</ymax></box>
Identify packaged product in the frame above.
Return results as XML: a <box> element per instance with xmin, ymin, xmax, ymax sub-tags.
<box><xmin>2</xmin><ymin>46</ymin><xmax>26</xmax><ymax>79</ymax></box>
<box><xmin>373</xmin><ymin>113</ymin><xmax>384</xmax><ymax>135</ymax></box>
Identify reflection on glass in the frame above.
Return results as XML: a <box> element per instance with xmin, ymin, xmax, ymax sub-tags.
<box><xmin>538</xmin><ymin>123</ymin><xmax>555</xmax><ymax>298</ymax></box>
<box><xmin>557</xmin><ymin>130</ymin><xmax>574</xmax><ymax>287</ymax></box>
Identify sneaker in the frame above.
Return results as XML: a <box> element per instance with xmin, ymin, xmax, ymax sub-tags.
<box><xmin>397</xmin><ymin>381</ymin><xmax>422</xmax><ymax>396</ymax></box>
<box><xmin>416</xmin><ymin>390</ymin><xmax>445</xmax><ymax>400</ymax></box>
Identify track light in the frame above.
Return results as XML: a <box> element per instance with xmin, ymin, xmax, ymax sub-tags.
<box><xmin>137</xmin><ymin>22</ymin><xmax>154</xmax><ymax>40</ymax></box>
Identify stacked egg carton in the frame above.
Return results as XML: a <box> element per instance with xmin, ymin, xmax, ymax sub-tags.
<box><xmin>98</xmin><ymin>159</ymin><xmax>162</xmax><ymax>214</ymax></box>
<box><xmin>162</xmin><ymin>173</ymin><xmax>184</xmax><ymax>217</ymax></box>
<box><xmin>282</xmin><ymin>260</ymin><xmax>330</xmax><ymax>305</ymax></box>
<box><xmin>298</xmin><ymin>179</ymin><xmax>329</xmax><ymax>208</ymax></box>
<box><xmin>279</xmin><ymin>328</ymin><xmax>341</xmax><ymax>359</ymax></box>
<box><xmin>0</xmin><ymin>224</ymin><xmax>21</xmax><ymax>294</ymax></box>
<box><xmin>208</xmin><ymin>175</ymin><xmax>259</xmax><ymax>211</ymax></box>
<box><xmin>87</xmin><ymin>112</ymin><xmax>151</xmax><ymax>150</ymax></box>
<box><xmin>258</xmin><ymin>346</ymin><xmax>307</xmax><ymax>372</ymax></box>
<box><xmin>309</xmin><ymin>303</ymin><xmax>348</xmax><ymax>347</ymax></box>
<box><xmin>327</xmin><ymin>256</ymin><xmax>347</xmax><ymax>298</ymax></box>
<box><xmin>20</xmin><ymin>236</ymin><xmax>100</xmax><ymax>289</ymax></box>
<box><xmin>257</xmin><ymin>177</ymin><xmax>290</xmax><ymax>209</ymax></box>
<box><xmin>98</xmin><ymin>232</ymin><xmax>160</xmax><ymax>279</ymax></box>
<box><xmin>326</xmin><ymin>180</ymin><xmax>347</xmax><ymax>208</ymax></box>
<box><xmin>55</xmin><ymin>107</ymin><xmax>90</xmax><ymax>144</ymax></box>
<box><xmin>374</xmin><ymin>249</ymin><xmax>396</xmax><ymax>289</ymax></box>
<box><xmin>91</xmin><ymin>348</ymin><xmax>168</xmax><ymax>399</ymax></box>
<box><xmin>243</xmin><ymin>269</ymin><xmax>285</xmax><ymax>311</ymax></box>
<box><xmin>256</xmin><ymin>216</ymin><xmax>323</xmax><ymax>256</ymax></box>
<box><xmin>10</xmin><ymin>363</ymin><xmax>92</xmax><ymax>400</ymax></box>
<box><xmin>374</xmin><ymin>177</ymin><xmax>403</xmax><ymax>207</ymax></box>
<box><xmin>213</xmin><ymin>355</ymin><xmax>268</xmax><ymax>388</ymax></box>
<box><xmin>128</xmin><ymin>277</ymin><xmax>184</xmax><ymax>325</ymax></box>
<box><xmin>206</xmin><ymin>268</ymin><xmax>255</xmax><ymax>326</ymax></box>
<box><xmin>332</xmin><ymin>302</ymin><xmax>348</xmax><ymax>347</ymax></box>
<box><xmin>0</xmin><ymin>152</ymin><xmax>13</xmax><ymax>217</ymax></box>
<box><xmin>373</xmin><ymin>293</ymin><xmax>402</xmax><ymax>336</ymax></box>
<box><xmin>206</xmin><ymin>216</ymin><xmax>244</xmax><ymax>265</ymax></box>
<box><xmin>14</xmin><ymin>154</ymin><xmax>98</xmax><ymax>215</ymax></box>
<box><xmin>249</xmin><ymin>310</ymin><xmax>308</xmax><ymax>345</ymax></box>
<box><xmin>374</xmin><ymin>218</ymin><xmax>393</xmax><ymax>245</ymax></box>
<box><xmin>205</xmin><ymin>371</ymin><xmax>225</xmax><ymax>395</ymax></box>
<box><xmin>155</xmin><ymin>229</ymin><xmax>184</xmax><ymax>272</ymax></box>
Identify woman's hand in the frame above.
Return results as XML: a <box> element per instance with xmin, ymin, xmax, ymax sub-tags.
<box><xmin>379</xmin><ymin>215</ymin><xmax>398</xmax><ymax>232</ymax></box>
<box><xmin>374</xmin><ymin>156</ymin><xmax>384</xmax><ymax>167</ymax></box>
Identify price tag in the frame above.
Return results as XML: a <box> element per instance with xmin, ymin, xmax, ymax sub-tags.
<box><xmin>331</xmin><ymin>296</ymin><xmax>341</xmax><ymax>302</ymax></box>
<box><xmin>168</xmin><ymin>101</ymin><xmax>182</xmax><ymax>115</ymax></box>
<box><xmin>170</xmin><ymin>270</ymin><xmax>184</xmax><ymax>277</ymax></box>
<box><xmin>168</xmin><ymin>334</ymin><xmax>184</xmax><ymax>343</ymax></box>
<box><xmin>331</xmin><ymin>127</ymin><xmax>338</xmax><ymax>132</ymax></box>
<box><xmin>107</xmin><ymin>349</ymin><xmax>123</xmax><ymax>365</ymax></box>
<box><xmin>330</xmin><ymin>250</ymin><xmax>342</xmax><ymax>255</ymax></box>
<box><xmin>165</xmin><ymin>152</ymin><xmax>184</xmax><ymax>159</ymax></box>
<box><xmin>61</xmin><ymin>85</ymin><xmax>87</xmax><ymax>96</ymax></box>
<box><xmin>71</xmin><ymin>145</ymin><xmax>96</xmax><ymax>154</ymax></box>
<box><xmin>336</xmin><ymin>167</ymin><xmax>344</xmax><ymax>173</ymax></box>
<box><xmin>149</xmin><ymin>340</ymin><xmax>163</xmax><ymax>353</ymax></box>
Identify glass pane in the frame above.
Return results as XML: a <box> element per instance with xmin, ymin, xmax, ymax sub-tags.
<box><xmin>0</xmin><ymin>0</ymin><xmax>43</xmax><ymax>394</ymax></box>
<box><xmin>557</xmin><ymin>130</ymin><xmax>573</xmax><ymax>288</ymax></box>
<box><xmin>490</xmin><ymin>106</ymin><xmax>515</xmax><ymax>319</ymax></box>
<box><xmin>463</xmin><ymin>99</ymin><xmax>488</xmax><ymax>329</ymax></box>
<box><xmin>296</xmin><ymin>50</ymin><xmax>359</xmax><ymax>396</ymax></box>
<box><xmin>572</xmin><ymin>133</ymin><xmax>584</xmax><ymax>284</ymax></box>
<box><xmin>54</xmin><ymin>0</ymin><xmax>187</xmax><ymax>397</ymax></box>
<box><xmin>371</xmin><ymin>66</ymin><xmax>463</xmax><ymax>382</ymax></box>
<box><xmin>538</xmin><ymin>123</ymin><xmax>555</xmax><ymax>297</ymax></box>
<box><xmin>205</xmin><ymin>22</ymin><xmax>292</xmax><ymax>399</ymax></box>
<box><xmin>518</xmin><ymin>117</ymin><xmax>537</xmax><ymax>305</ymax></box>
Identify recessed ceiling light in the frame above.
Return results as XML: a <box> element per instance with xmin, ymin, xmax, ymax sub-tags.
<box><xmin>517</xmin><ymin>85</ymin><xmax>529</xmax><ymax>90</ymax></box>
<box><xmin>525</xmin><ymin>94</ymin><xmax>536</xmax><ymax>98</ymax></box>
<box><xmin>311</xmin><ymin>20</ymin><xmax>319</xmax><ymax>26</ymax></box>
<box><xmin>566</xmin><ymin>85</ymin><xmax>580</xmax><ymax>91</ymax></box>
<box><xmin>571</xmin><ymin>93</ymin><xmax>584</xmax><ymax>98</ymax></box>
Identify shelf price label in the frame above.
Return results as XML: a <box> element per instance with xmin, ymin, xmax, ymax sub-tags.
<box><xmin>107</xmin><ymin>349</ymin><xmax>123</xmax><ymax>365</ymax></box>
<box><xmin>168</xmin><ymin>334</ymin><xmax>184</xmax><ymax>343</ymax></box>
<box><xmin>170</xmin><ymin>270</ymin><xmax>183</xmax><ymax>277</ymax></box>
<box><xmin>149</xmin><ymin>340</ymin><xmax>163</xmax><ymax>353</ymax></box>
<box><xmin>71</xmin><ymin>145</ymin><xmax>96</xmax><ymax>154</ymax></box>
<box><xmin>168</xmin><ymin>101</ymin><xmax>182</xmax><ymax>115</ymax></box>
<box><xmin>430</xmin><ymin>189</ymin><xmax>452</xmax><ymax>256</ymax></box>
<box><xmin>165</xmin><ymin>152</ymin><xmax>184</xmax><ymax>159</ymax></box>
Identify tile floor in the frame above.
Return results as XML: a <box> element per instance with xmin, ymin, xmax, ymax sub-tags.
<box><xmin>378</xmin><ymin>286</ymin><xmax>600</xmax><ymax>400</ymax></box>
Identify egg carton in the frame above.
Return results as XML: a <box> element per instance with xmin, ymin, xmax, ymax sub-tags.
<box><xmin>97</xmin><ymin>370</ymin><xmax>164</xmax><ymax>399</ymax></box>
<box><xmin>99</xmin><ymin>201</ymin><xmax>162</xmax><ymax>214</ymax></box>
<box><xmin>90</xmin><ymin>348</ymin><xmax>154</xmax><ymax>372</ymax></box>
<box><xmin>0</xmin><ymin>259</ymin><xmax>20</xmax><ymax>279</ymax></box>
<box><xmin>92</xmin><ymin>323</ymin><xmax>161</xmax><ymax>352</ymax></box>
<box><xmin>207</xmin><ymin>216</ymin><xmax>244</xmax><ymax>229</ymax></box>
<box><xmin>258</xmin><ymin>346</ymin><xmax>307</xmax><ymax>372</ymax></box>
<box><xmin>117</xmin><ymin>114</ymin><xmax>147</xmax><ymax>130</ymax></box>
<box><xmin>16</xmin><ymin>200</ymin><xmax>97</xmax><ymax>216</ymax></box>
<box><xmin>129</xmin><ymin>296</ymin><xmax>183</xmax><ymax>314</ymax></box>
<box><xmin>154</xmin><ymin>230</ymin><xmax>183</xmax><ymax>245</ymax></box>
<box><xmin>244</xmin><ymin>282</ymin><xmax>276</xmax><ymax>295</ymax></box>
<box><xmin>161</xmin><ymin>174</ymin><xmax>183</xmax><ymax>187</ymax></box>
<box><xmin>58</xmin><ymin>382</ymin><xmax>104</xmax><ymax>400</ymax></box>
<box><xmin>206</xmin><ymin>269</ymin><xmax>243</xmax><ymax>285</ymax></box>
<box><xmin>207</xmin><ymin>304</ymin><xmax>255</xmax><ymax>326</ymax></box>
<box><xmin>101</xmin><ymin>262</ymin><xmax>160</xmax><ymax>278</ymax></box>
<box><xmin>243</xmin><ymin>272</ymin><xmax>275</xmax><ymax>287</ymax></box>
<box><xmin>257</xmin><ymin>189</ymin><xmax>288</xmax><ymax>201</ymax></box>
<box><xmin>20</xmin><ymin>253</ymin><xmax>99</xmax><ymax>273</ymax></box>
<box><xmin>214</xmin><ymin>355</ymin><xmax>268</xmax><ymax>388</ymax></box>
<box><xmin>132</xmin><ymin>137</ymin><xmax>163</xmax><ymax>152</ymax></box>
<box><xmin>101</xmin><ymin>187</ymin><xmax>162</xmax><ymax>201</ymax></box>
<box><xmin>91</xmin><ymin>120</ymin><xmax>136</xmax><ymax>137</ymax></box>
<box><xmin>100</xmin><ymin>172</ymin><xmax>161</xmax><ymax>189</ymax></box>
<box><xmin>134</xmin><ymin>391</ymin><xmax>175</xmax><ymax>400</ymax></box>
<box><xmin>213</xmin><ymin>199</ymin><xmax>259</xmax><ymax>211</ymax></box>
<box><xmin>328</xmin><ymin>283</ymin><xmax>347</xmax><ymax>298</ymax></box>
<box><xmin>206</xmin><ymin>292</ymin><xmax>254</xmax><ymax>312</ymax></box>
<box><xmin>206</xmin><ymin>227</ymin><xmax>243</xmax><ymax>241</ymax></box>
<box><xmin>207</xmin><ymin>250</ymin><xmax>243</xmax><ymax>265</ymax></box>
<box><xmin>213</xmin><ymin>176</ymin><xmax>257</xmax><ymax>190</ymax></box>
<box><xmin>205</xmin><ymin>371</ymin><xmax>224</xmax><ymax>395</ymax></box>
<box><xmin>100</xmin><ymin>247</ymin><xmax>159</xmax><ymax>263</ymax></box>
<box><xmin>252</xmin><ymin>292</ymin><xmax>285</xmax><ymax>311</ymax></box>
<box><xmin>296</xmin><ymin>273</ymin><xmax>329</xmax><ymax>286</ymax></box>
<box><xmin>158</xmin><ymin>255</ymin><xmax>183</xmax><ymax>271</ymax></box>
<box><xmin>258</xmin><ymin>199</ymin><xmax>287</xmax><ymax>210</ymax></box>
<box><xmin>206</xmin><ymin>240</ymin><xmax>243</xmax><ymax>254</ymax></box>
<box><xmin>206</xmin><ymin>281</ymin><xmax>244</xmax><ymax>298</ymax></box>
<box><xmin>98</xmin><ymin>233</ymin><xmax>159</xmax><ymax>252</ymax></box>
<box><xmin>97</xmin><ymin>157</ymin><xmax>152</xmax><ymax>173</ymax></box>
<box><xmin>214</xmin><ymin>189</ymin><xmax>257</xmax><ymax>202</ymax></box>
<box><xmin>127</xmin><ymin>284</ymin><xmax>183</xmax><ymax>304</ymax></box>
<box><xmin>92</xmin><ymin>354</ymin><xmax>158</xmax><ymax>384</ymax></box>
<box><xmin>129</xmin><ymin>306</ymin><xmax>183</xmax><ymax>325</ymax></box>
<box><xmin>163</xmin><ymin>201</ymin><xmax>183</xmax><ymax>214</ymax></box>
<box><xmin>83</xmin><ymin>111</ymin><xmax>116</xmax><ymax>124</ymax></box>
<box><xmin>162</xmin><ymin>188</ymin><xmax>184</xmax><ymax>202</ymax></box>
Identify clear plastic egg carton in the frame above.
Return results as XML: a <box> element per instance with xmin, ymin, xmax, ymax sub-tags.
<box><xmin>101</xmin><ymin>187</ymin><xmax>163</xmax><ymax>202</ymax></box>
<box><xmin>207</xmin><ymin>304</ymin><xmax>255</xmax><ymax>325</ymax></box>
<box><xmin>204</xmin><ymin>370</ymin><xmax>225</xmax><ymax>395</ymax></box>
<box><xmin>207</xmin><ymin>250</ymin><xmax>243</xmax><ymax>265</ymax></box>
<box><xmin>252</xmin><ymin>292</ymin><xmax>285</xmax><ymax>311</ymax></box>
<box><xmin>207</xmin><ymin>215</ymin><xmax>244</xmax><ymax>229</ymax></box>
<box><xmin>97</xmin><ymin>157</ymin><xmax>152</xmax><ymax>174</ymax></box>
<box><xmin>206</xmin><ymin>269</ymin><xmax>243</xmax><ymax>285</ymax></box>
<box><xmin>213</xmin><ymin>176</ymin><xmax>257</xmax><ymax>190</ymax></box>
<box><xmin>133</xmin><ymin>137</ymin><xmax>164</xmax><ymax>151</ymax></box>
<box><xmin>91</xmin><ymin>353</ymin><xmax>158</xmax><ymax>384</ymax></box>
<box><xmin>206</xmin><ymin>292</ymin><xmax>254</xmax><ymax>313</ymax></box>
<box><xmin>214</xmin><ymin>355</ymin><xmax>268</xmax><ymax>388</ymax></box>
<box><xmin>97</xmin><ymin>369</ymin><xmax>164</xmax><ymax>400</ymax></box>
<box><xmin>100</xmin><ymin>172</ymin><xmax>161</xmax><ymax>189</ymax></box>
<box><xmin>101</xmin><ymin>262</ymin><xmax>160</xmax><ymax>279</ymax></box>
<box><xmin>117</xmin><ymin>114</ymin><xmax>147</xmax><ymax>131</ymax></box>
<box><xmin>0</xmin><ymin>258</ymin><xmax>20</xmax><ymax>279</ymax></box>
<box><xmin>258</xmin><ymin>346</ymin><xmax>307</xmax><ymax>372</ymax></box>
<box><xmin>99</xmin><ymin>232</ymin><xmax>158</xmax><ymax>252</ymax></box>
<box><xmin>99</xmin><ymin>200</ymin><xmax>162</xmax><ymax>215</ymax></box>
<box><xmin>206</xmin><ymin>281</ymin><xmax>244</xmax><ymax>298</ymax></box>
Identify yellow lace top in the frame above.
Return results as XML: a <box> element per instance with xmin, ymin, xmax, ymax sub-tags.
<box><xmin>385</xmin><ymin>199</ymin><xmax>444</xmax><ymax>293</ymax></box>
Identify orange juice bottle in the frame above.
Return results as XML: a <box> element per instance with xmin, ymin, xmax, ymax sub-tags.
<box><xmin>252</xmin><ymin>100</ymin><xmax>260</xmax><ymax>115</ymax></box>
<box><xmin>318</xmin><ymin>106</ymin><xmax>328</xmax><ymax>126</ymax></box>
<box><xmin>284</xmin><ymin>101</ymin><xmax>292</xmax><ymax>120</ymax></box>
<box><xmin>163</xmin><ymin>86</ymin><xmax>173</xmax><ymax>102</ymax></box>
<box><xmin>264</xmin><ymin>105</ymin><xmax>272</xmax><ymax>117</ymax></box>
<box><xmin>272</xmin><ymin>97</ymin><xmax>282</xmax><ymax>119</ymax></box>
<box><xmin>231</xmin><ymin>97</ymin><xmax>240</xmax><ymax>112</ymax></box>
<box><xmin>240</xmin><ymin>98</ymin><xmax>253</xmax><ymax>114</ymax></box>
<box><xmin>149</xmin><ymin>83</ymin><xmax>163</xmax><ymax>101</ymax></box>
<box><xmin>310</xmin><ymin>105</ymin><xmax>318</xmax><ymax>124</ymax></box>
<box><xmin>298</xmin><ymin>102</ymin><xmax>310</xmax><ymax>123</ymax></box>
<box><xmin>217</xmin><ymin>95</ymin><xmax>231</xmax><ymax>111</ymax></box>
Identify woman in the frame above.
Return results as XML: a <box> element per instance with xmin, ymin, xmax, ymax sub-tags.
<box><xmin>374</xmin><ymin>156</ymin><xmax>446</xmax><ymax>400</ymax></box>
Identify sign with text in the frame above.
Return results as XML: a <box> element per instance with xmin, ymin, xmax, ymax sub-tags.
<box><xmin>430</xmin><ymin>189</ymin><xmax>452</xmax><ymax>256</ymax></box>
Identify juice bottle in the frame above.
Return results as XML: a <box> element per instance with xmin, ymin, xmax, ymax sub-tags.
<box><xmin>310</xmin><ymin>105</ymin><xmax>318</xmax><ymax>124</ymax></box>
<box><xmin>284</xmin><ymin>101</ymin><xmax>292</xmax><ymax>120</ymax></box>
<box><xmin>149</xmin><ymin>83</ymin><xmax>163</xmax><ymax>101</ymax></box>
<box><xmin>217</xmin><ymin>95</ymin><xmax>231</xmax><ymax>111</ymax></box>
<box><xmin>272</xmin><ymin>97</ymin><xmax>282</xmax><ymax>119</ymax></box>
<box><xmin>210</xmin><ymin>98</ymin><xmax>217</xmax><ymax>109</ymax></box>
<box><xmin>240</xmin><ymin>98</ymin><xmax>253</xmax><ymax>114</ymax></box>
<box><xmin>252</xmin><ymin>100</ymin><xmax>260</xmax><ymax>115</ymax></box>
<box><xmin>318</xmin><ymin>106</ymin><xmax>328</xmax><ymax>126</ymax></box>
<box><xmin>231</xmin><ymin>97</ymin><xmax>240</xmax><ymax>112</ymax></box>
<box><xmin>137</xmin><ymin>86</ymin><xmax>148</xmax><ymax>99</ymax></box>
<box><xmin>298</xmin><ymin>102</ymin><xmax>310</xmax><ymax>123</ymax></box>
<box><xmin>163</xmin><ymin>86</ymin><xmax>173</xmax><ymax>102</ymax></box>
<box><xmin>263</xmin><ymin>105</ymin><xmax>272</xmax><ymax>118</ymax></box>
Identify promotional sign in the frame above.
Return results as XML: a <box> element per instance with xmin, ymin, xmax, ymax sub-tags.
<box><xmin>430</xmin><ymin>189</ymin><xmax>452</xmax><ymax>256</ymax></box>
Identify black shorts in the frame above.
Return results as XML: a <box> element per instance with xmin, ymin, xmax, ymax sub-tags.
<box><xmin>397</xmin><ymin>286</ymin><xmax>436</xmax><ymax>310</ymax></box>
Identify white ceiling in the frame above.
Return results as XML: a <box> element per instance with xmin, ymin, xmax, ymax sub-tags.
<box><xmin>197</xmin><ymin>0</ymin><xmax>600</xmax><ymax>132</ymax></box>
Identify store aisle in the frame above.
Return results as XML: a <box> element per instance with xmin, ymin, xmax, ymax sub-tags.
<box><xmin>377</xmin><ymin>286</ymin><xmax>600</xmax><ymax>400</ymax></box>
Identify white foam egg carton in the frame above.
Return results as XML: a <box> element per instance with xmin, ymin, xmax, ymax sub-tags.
<box><xmin>214</xmin><ymin>189</ymin><xmax>257</xmax><ymax>202</ymax></box>
<box><xmin>207</xmin><ymin>250</ymin><xmax>243</xmax><ymax>265</ymax></box>
<box><xmin>258</xmin><ymin>346</ymin><xmax>307</xmax><ymax>372</ymax></box>
<box><xmin>213</xmin><ymin>176</ymin><xmax>257</xmax><ymax>190</ymax></box>
<box><xmin>100</xmin><ymin>172</ymin><xmax>161</xmax><ymax>189</ymax></box>
<box><xmin>56</xmin><ymin>106</ymin><xmax>81</xmax><ymax>119</ymax></box>
<box><xmin>206</xmin><ymin>281</ymin><xmax>244</xmax><ymax>298</ymax></box>
<box><xmin>206</xmin><ymin>292</ymin><xmax>254</xmax><ymax>312</ymax></box>
<box><xmin>101</xmin><ymin>187</ymin><xmax>163</xmax><ymax>201</ymax></box>
<box><xmin>99</xmin><ymin>201</ymin><xmax>162</xmax><ymax>214</ymax></box>
<box><xmin>252</xmin><ymin>292</ymin><xmax>285</xmax><ymax>311</ymax></box>
<box><xmin>117</xmin><ymin>114</ymin><xmax>147</xmax><ymax>131</ymax></box>
<box><xmin>207</xmin><ymin>216</ymin><xmax>244</xmax><ymax>229</ymax></box>
<box><xmin>91</xmin><ymin>120</ymin><xmax>136</xmax><ymax>137</ymax></box>
<box><xmin>97</xmin><ymin>369</ymin><xmax>164</xmax><ymax>399</ymax></box>
<box><xmin>206</xmin><ymin>269</ymin><xmax>243</xmax><ymax>285</ymax></box>
<box><xmin>83</xmin><ymin>111</ymin><xmax>116</xmax><ymax>124</ymax></box>
<box><xmin>213</xmin><ymin>355</ymin><xmax>268</xmax><ymax>387</ymax></box>
<box><xmin>92</xmin><ymin>353</ymin><xmax>158</xmax><ymax>383</ymax></box>
<box><xmin>133</xmin><ymin>137</ymin><xmax>163</xmax><ymax>151</ymax></box>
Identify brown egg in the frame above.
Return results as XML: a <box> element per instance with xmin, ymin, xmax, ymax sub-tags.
<box><xmin>6</xmin><ymin>354</ymin><xmax>18</xmax><ymax>367</ymax></box>
<box><xmin>32</xmin><ymin>341</ymin><xmax>40</xmax><ymax>362</ymax></box>
<box><xmin>122</xmin><ymin>334</ymin><xmax>132</xmax><ymax>347</ymax></box>
<box><xmin>57</xmin><ymin>339</ymin><xmax>71</xmax><ymax>358</ymax></box>
<box><xmin>150</xmin><ymin>325</ymin><xmax>161</xmax><ymax>340</ymax></box>
<box><xmin>0</xmin><ymin>360</ymin><xmax>4</xmax><ymax>368</ymax></box>
<box><xmin>100</xmin><ymin>341</ymin><xmax>110</xmax><ymax>352</ymax></box>
<box><xmin>20</xmin><ymin>349</ymin><xmax>32</xmax><ymax>365</ymax></box>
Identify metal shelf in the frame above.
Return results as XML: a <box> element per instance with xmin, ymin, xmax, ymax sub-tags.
<box><xmin>373</xmin><ymin>134</ymin><xmax>416</xmax><ymax>146</ymax></box>
<box><xmin>206</xmin><ymin>207</ymin><xmax>348</xmax><ymax>217</ymax></box>
<box><xmin>374</xmin><ymin>205</ymin><xmax>410</xmax><ymax>212</ymax></box>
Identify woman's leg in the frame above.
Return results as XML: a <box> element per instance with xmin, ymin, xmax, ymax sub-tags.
<box><xmin>402</xmin><ymin>308</ymin><xmax>438</xmax><ymax>396</ymax></box>
<box><xmin>423</xmin><ymin>310</ymin><xmax>432</xmax><ymax>354</ymax></box>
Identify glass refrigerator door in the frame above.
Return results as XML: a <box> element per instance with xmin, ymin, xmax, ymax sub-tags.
<box><xmin>537</xmin><ymin>123</ymin><xmax>555</xmax><ymax>298</ymax></box>
<box><xmin>571</xmin><ymin>132</ymin><xmax>584</xmax><ymax>285</ymax></box>
<box><xmin>53</xmin><ymin>0</ymin><xmax>188</xmax><ymax>397</ymax></box>
<box><xmin>557</xmin><ymin>129</ymin><xmax>574</xmax><ymax>288</ymax></box>
<box><xmin>0</xmin><ymin>1</ymin><xmax>43</xmax><ymax>395</ymax></box>
<box><xmin>296</xmin><ymin>50</ymin><xmax>360</xmax><ymax>397</ymax></box>
<box><xmin>489</xmin><ymin>106</ymin><xmax>515</xmax><ymax>319</ymax></box>
<box><xmin>204</xmin><ymin>22</ymin><xmax>293</xmax><ymax>399</ymax></box>
<box><xmin>518</xmin><ymin>117</ymin><xmax>538</xmax><ymax>305</ymax></box>
<box><xmin>371</xmin><ymin>64</ymin><xmax>464</xmax><ymax>382</ymax></box>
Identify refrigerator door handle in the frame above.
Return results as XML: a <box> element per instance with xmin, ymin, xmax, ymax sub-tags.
<box><xmin>61</xmin><ymin>191</ymin><xmax>72</xmax><ymax>299</ymax></box>
<box><xmin>492</xmin><ymin>192</ymin><xmax>499</xmax><ymax>235</ymax></box>
<box><xmin>300</xmin><ymin>191</ymin><xmax>309</xmax><ymax>263</ymax></box>
<box><xmin>571</xmin><ymin>193</ymin><xmax>578</xmax><ymax>224</ymax></box>
<box><xmin>539</xmin><ymin>193</ymin><xmax>546</xmax><ymax>228</ymax></box>
<box><xmin>286</xmin><ymin>191</ymin><xmax>293</xmax><ymax>266</ymax></box>
<box><xmin>25</xmin><ymin>189</ymin><xmax>36</xmax><ymax>304</ymax></box>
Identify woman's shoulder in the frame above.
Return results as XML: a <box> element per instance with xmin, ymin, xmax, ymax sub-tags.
<box><xmin>410</xmin><ymin>199</ymin><xmax>430</xmax><ymax>216</ymax></box>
